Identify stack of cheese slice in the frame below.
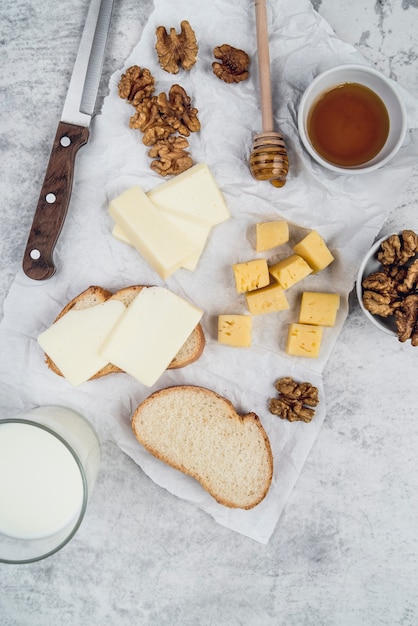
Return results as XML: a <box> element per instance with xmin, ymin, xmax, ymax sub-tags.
<box><xmin>109</xmin><ymin>163</ymin><xmax>230</xmax><ymax>279</ymax></box>
<box><xmin>38</xmin><ymin>286</ymin><xmax>203</xmax><ymax>387</ymax></box>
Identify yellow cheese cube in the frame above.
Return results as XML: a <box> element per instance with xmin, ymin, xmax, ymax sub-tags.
<box><xmin>245</xmin><ymin>283</ymin><xmax>289</xmax><ymax>315</ymax></box>
<box><xmin>269</xmin><ymin>254</ymin><xmax>312</xmax><ymax>289</ymax></box>
<box><xmin>218</xmin><ymin>315</ymin><xmax>252</xmax><ymax>347</ymax></box>
<box><xmin>255</xmin><ymin>221</ymin><xmax>289</xmax><ymax>252</ymax></box>
<box><xmin>285</xmin><ymin>323</ymin><xmax>323</xmax><ymax>358</ymax></box>
<box><xmin>292</xmin><ymin>230</ymin><xmax>334</xmax><ymax>272</ymax></box>
<box><xmin>299</xmin><ymin>292</ymin><xmax>340</xmax><ymax>326</ymax></box>
<box><xmin>232</xmin><ymin>259</ymin><xmax>270</xmax><ymax>293</ymax></box>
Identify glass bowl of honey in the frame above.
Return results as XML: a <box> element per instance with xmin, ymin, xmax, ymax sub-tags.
<box><xmin>298</xmin><ymin>64</ymin><xmax>407</xmax><ymax>174</ymax></box>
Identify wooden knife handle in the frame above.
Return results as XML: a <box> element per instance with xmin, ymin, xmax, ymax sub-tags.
<box><xmin>22</xmin><ymin>121</ymin><xmax>89</xmax><ymax>280</ymax></box>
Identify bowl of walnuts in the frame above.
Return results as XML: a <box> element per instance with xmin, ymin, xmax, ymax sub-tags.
<box><xmin>356</xmin><ymin>229</ymin><xmax>418</xmax><ymax>345</ymax></box>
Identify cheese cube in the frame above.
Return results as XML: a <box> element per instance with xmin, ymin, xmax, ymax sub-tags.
<box><xmin>109</xmin><ymin>186</ymin><xmax>198</xmax><ymax>280</ymax></box>
<box><xmin>255</xmin><ymin>221</ymin><xmax>289</xmax><ymax>252</ymax></box>
<box><xmin>285</xmin><ymin>323</ymin><xmax>323</xmax><ymax>358</ymax></box>
<box><xmin>148</xmin><ymin>163</ymin><xmax>230</xmax><ymax>226</ymax></box>
<box><xmin>245</xmin><ymin>283</ymin><xmax>289</xmax><ymax>315</ymax></box>
<box><xmin>232</xmin><ymin>259</ymin><xmax>270</xmax><ymax>293</ymax></box>
<box><xmin>269</xmin><ymin>254</ymin><xmax>312</xmax><ymax>289</ymax></box>
<box><xmin>218</xmin><ymin>315</ymin><xmax>252</xmax><ymax>347</ymax></box>
<box><xmin>100</xmin><ymin>287</ymin><xmax>202</xmax><ymax>387</ymax></box>
<box><xmin>299</xmin><ymin>292</ymin><xmax>340</xmax><ymax>326</ymax></box>
<box><xmin>38</xmin><ymin>300</ymin><xmax>126</xmax><ymax>386</ymax></box>
<box><xmin>293</xmin><ymin>230</ymin><xmax>334</xmax><ymax>272</ymax></box>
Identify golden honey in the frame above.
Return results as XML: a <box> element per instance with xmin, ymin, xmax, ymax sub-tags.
<box><xmin>307</xmin><ymin>82</ymin><xmax>390</xmax><ymax>167</ymax></box>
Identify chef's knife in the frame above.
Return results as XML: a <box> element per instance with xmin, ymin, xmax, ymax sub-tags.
<box><xmin>22</xmin><ymin>0</ymin><xmax>114</xmax><ymax>280</ymax></box>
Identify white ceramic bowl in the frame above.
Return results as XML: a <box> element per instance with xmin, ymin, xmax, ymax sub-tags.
<box><xmin>356</xmin><ymin>234</ymin><xmax>398</xmax><ymax>337</ymax></box>
<box><xmin>298</xmin><ymin>64</ymin><xmax>407</xmax><ymax>174</ymax></box>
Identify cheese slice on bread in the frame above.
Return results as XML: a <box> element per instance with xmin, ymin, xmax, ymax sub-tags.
<box><xmin>39</xmin><ymin>286</ymin><xmax>205</xmax><ymax>386</ymax></box>
<box><xmin>100</xmin><ymin>287</ymin><xmax>203</xmax><ymax>387</ymax></box>
<box><xmin>132</xmin><ymin>385</ymin><xmax>273</xmax><ymax>509</ymax></box>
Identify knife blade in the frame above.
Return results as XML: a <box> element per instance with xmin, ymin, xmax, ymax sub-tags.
<box><xmin>22</xmin><ymin>0</ymin><xmax>114</xmax><ymax>281</ymax></box>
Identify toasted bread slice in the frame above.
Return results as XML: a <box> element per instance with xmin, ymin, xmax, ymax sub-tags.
<box><xmin>45</xmin><ymin>286</ymin><xmax>205</xmax><ymax>380</ymax></box>
<box><xmin>132</xmin><ymin>385</ymin><xmax>273</xmax><ymax>509</ymax></box>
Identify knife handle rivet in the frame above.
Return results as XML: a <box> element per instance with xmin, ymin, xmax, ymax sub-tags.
<box><xmin>30</xmin><ymin>249</ymin><xmax>41</xmax><ymax>260</ymax></box>
<box><xmin>60</xmin><ymin>136</ymin><xmax>71</xmax><ymax>148</ymax></box>
<box><xmin>45</xmin><ymin>193</ymin><xmax>56</xmax><ymax>204</ymax></box>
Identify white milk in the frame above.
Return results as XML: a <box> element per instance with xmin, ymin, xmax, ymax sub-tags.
<box><xmin>0</xmin><ymin>422</ymin><xmax>85</xmax><ymax>539</ymax></box>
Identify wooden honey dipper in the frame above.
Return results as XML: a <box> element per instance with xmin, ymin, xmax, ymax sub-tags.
<box><xmin>249</xmin><ymin>0</ymin><xmax>289</xmax><ymax>187</ymax></box>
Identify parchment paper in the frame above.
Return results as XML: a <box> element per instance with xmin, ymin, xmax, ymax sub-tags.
<box><xmin>1</xmin><ymin>0</ymin><xmax>418</xmax><ymax>543</ymax></box>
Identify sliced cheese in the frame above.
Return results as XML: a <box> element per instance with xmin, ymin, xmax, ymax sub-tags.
<box><xmin>148</xmin><ymin>163</ymin><xmax>230</xmax><ymax>226</ymax></box>
<box><xmin>245</xmin><ymin>283</ymin><xmax>289</xmax><ymax>315</ymax></box>
<box><xmin>292</xmin><ymin>230</ymin><xmax>334</xmax><ymax>272</ymax></box>
<box><xmin>232</xmin><ymin>259</ymin><xmax>270</xmax><ymax>293</ymax></box>
<box><xmin>217</xmin><ymin>315</ymin><xmax>252</xmax><ymax>347</ymax></box>
<box><xmin>109</xmin><ymin>186</ymin><xmax>198</xmax><ymax>280</ymax></box>
<box><xmin>112</xmin><ymin>215</ymin><xmax>210</xmax><ymax>271</ymax></box>
<box><xmin>255</xmin><ymin>221</ymin><xmax>289</xmax><ymax>252</ymax></box>
<box><xmin>99</xmin><ymin>287</ymin><xmax>202</xmax><ymax>387</ymax></box>
<box><xmin>151</xmin><ymin>210</ymin><xmax>211</xmax><ymax>271</ymax></box>
<box><xmin>112</xmin><ymin>223</ymin><xmax>132</xmax><ymax>246</ymax></box>
<box><xmin>37</xmin><ymin>300</ymin><xmax>126</xmax><ymax>386</ymax></box>
<box><xmin>285</xmin><ymin>323</ymin><xmax>323</xmax><ymax>358</ymax></box>
<box><xmin>269</xmin><ymin>254</ymin><xmax>312</xmax><ymax>289</ymax></box>
<box><xmin>299</xmin><ymin>292</ymin><xmax>340</xmax><ymax>326</ymax></box>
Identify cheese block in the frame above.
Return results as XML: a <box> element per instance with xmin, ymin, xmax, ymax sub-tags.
<box><xmin>232</xmin><ymin>259</ymin><xmax>270</xmax><ymax>293</ymax></box>
<box><xmin>292</xmin><ymin>230</ymin><xmax>334</xmax><ymax>272</ymax></box>
<box><xmin>100</xmin><ymin>287</ymin><xmax>203</xmax><ymax>387</ymax></box>
<box><xmin>269</xmin><ymin>254</ymin><xmax>312</xmax><ymax>289</ymax></box>
<box><xmin>255</xmin><ymin>221</ymin><xmax>289</xmax><ymax>252</ymax></box>
<box><xmin>148</xmin><ymin>163</ymin><xmax>230</xmax><ymax>226</ymax></box>
<box><xmin>38</xmin><ymin>300</ymin><xmax>126</xmax><ymax>386</ymax></box>
<box><xmin>218</xmin><ymin>315</ymin><xmax>252</xmax><ymax>347</ymax></box>
<box><xmin>285</xmin><ymin>323</ymin><xmax>323</xmax><ymax>358</ymax></box>
<box><xmin>109</xmin><ymin>186</ymin><xmax>198</xmax><ymax>280</ymax></box>
<box><xmin>245</xmin><ymin>283</ymin><xmax>289</xmax><ymax>315</ymax></box>
<box><xmin>299</xmin><ymin>292</ymin><xmax>340</xmax><ymax>326</ymax></box>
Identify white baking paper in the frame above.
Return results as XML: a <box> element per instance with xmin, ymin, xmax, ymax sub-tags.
<box><xmin>1</xmin><ymin>0</ymin><xmax>418</xmax><ymax>543</ymax></box>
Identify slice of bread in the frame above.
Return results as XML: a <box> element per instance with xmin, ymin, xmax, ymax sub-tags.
<box><xmin>132</xmin><ymin>385</ymin><xmax>273</xmax><ymax>509</ymax></box>
<box><xmin>45</xmin><ymin>286</ymin><xmax>205</xmax><ymax>380</ymax></box>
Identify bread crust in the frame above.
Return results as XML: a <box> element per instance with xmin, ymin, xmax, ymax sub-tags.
<box><xmin>44</xmin><ymin>286</ymin><xmax>205</xmax><ymax>380</ymax></box>
<box><xmin>132</xmin><ymin>385</ymin><xmax>273</xmax><ymax>509</ymax></box>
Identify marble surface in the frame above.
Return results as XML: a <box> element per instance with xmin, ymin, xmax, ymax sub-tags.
<box><xmin>1</xmin><ymin>0</ymin><xmax>418</xmax><ymax>624</ymax></box>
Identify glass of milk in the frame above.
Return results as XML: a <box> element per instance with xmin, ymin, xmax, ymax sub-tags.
<box><xmin>0</xmin><ymin>405</ymin><xmax>101</xmax><ymax>564</ymax></box>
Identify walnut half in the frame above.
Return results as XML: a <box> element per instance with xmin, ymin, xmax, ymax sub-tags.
<box><xmin>269</xmin><ymin>377</ymin><xmax>319</xmax><ymax>423</ymax></box>
<box><xmin>377</xmin><ymin>230</ymin><xmax>418</xmax><ymax>266</ymax></box>
<box><xmin>395</xmin><ymin>294</ymin><xmax>418</xmax><ymax>346</ymax></box>
<box><xmin>148</xmin><ymin>136</ymin><xmax>193</xmax><ymax>177</ymax></box>
<box><xmin>212</xmin><ymin>44</ymin><xmax>250</xmax><ymax>84</ymax></box>
<box><xmin>155</xmin><ymin>20</ymin><xmax>198</xmax><ymax>74</ymax></box>
<box><xmin>118</xmin><ymin>66</ymin><xmax>155</xmax><ymax>106</ymax></box>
